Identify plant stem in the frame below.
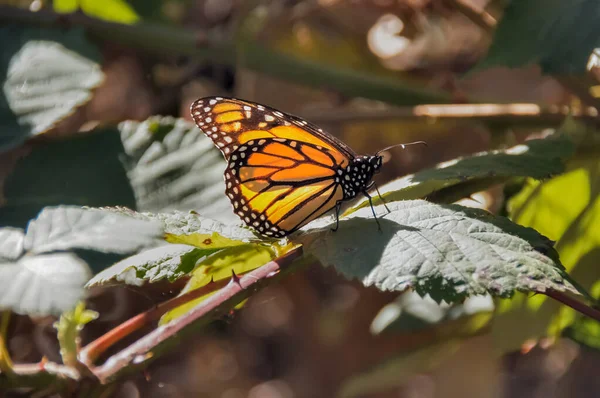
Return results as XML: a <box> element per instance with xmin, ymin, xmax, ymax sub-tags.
<box><xmin>545</xmin><ymin>289</ymin><xmax>600</xmax><ymax>322</ymax></box>
<box><xmin>0</xmin><ymin>310</ymin><xmax>13</xmax><ymax>375</ymax></box>
<box><xmin>89</xmin><ymin>247</ymin><xmax>304</xmax><ymax>384</ymax></box>
<box><xmin>443</xmin><ymin>0</ymin><xmax>497</xmax><ymax>32</ymax></box>
<box><xmin>0</xmin><ymin>5</ymin><xmax>454</xmax><ymax>106</ymax></box>
<box><xmin>79</xmin><ymin>276</ymin><xmax>233</xmax><ymax>367</ymax></box>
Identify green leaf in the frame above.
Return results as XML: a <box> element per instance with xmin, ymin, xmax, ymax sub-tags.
<box><xmin>0</xmin><ymin>253</ymin><xmax>91</xmax><ymax>316</ymax></box>
<box><xmin>54</xmin><ymin>301</ymin><xmax>98</xmax><ymax>367</ymax></box>
<box><xmin>0</xmin><ymin>25</ymin><xmax>103</xmax><ymax>151</ymax></box>
<box><xmin>159</xmin><ymin>244</ymin><xmax>276</xmax><ymax>325</ymax></box>
<box><xmin>24</xmin><ymin>206</ymin><xmax>163</xmax><ymax>254</ymax></box>
<box><xmin>338</xmin><ymin>340</ymin><xmax>461</xmax><ymax>398</ymax></box>
<box><xmin>0</xmin><ymin>228</ymin><xmax>24</xmax><ymax>261</ymax></box>
<box><xmin>371</xmin><ymin>291</ymin><xmax>494</xmax><ymax>334</ymax></box>
<box><xmin>119</xmin><ymin>117</ymin><xmax>234</xmax><ymax>220</ymax></box>
<box><xmin>54</xmin><ymin>0</ymin><xmax>140</xmax><ymax>24</ymax></box>
<box><xmin>297</xmin><ymin>200</ymin><xmax>581</xmax><ymax>303</ymax></box>
<box><xmin>495</xmin><ymin>156</ymin><xmax>600</xmax><ymax>352</ymax></box>
<box><xmin>353</xmin><ymin>131</ymin><xmax>576</xmax><ymax>211</ymax></box>
<box><xmin>476</xmin><ymin>0</ymin><xmax>600</xmax><ymax>74</ymax></box>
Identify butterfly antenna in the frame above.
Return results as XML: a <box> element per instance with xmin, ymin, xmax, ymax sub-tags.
<box><xmin>376</xmin><ymin>141</ymin><xmax>428</xmax><ymax>157</ymax></box>
<box><xmin>373</xmin><ymin>183</ymin><xmax>390</xmax><ymax>213</ymax></box>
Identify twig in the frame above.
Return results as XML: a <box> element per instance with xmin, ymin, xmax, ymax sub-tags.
<box><xmin>443</xmin><ymin>0</ymin><xmax>497</xmax><ymax>33</ymax></box>
<box><xmin>0</xmin><ymin>361</ymin><xmax>77</xmax><ymax>391</ymax></box>
<box><xmin>0</xmin><ymin>6</ymin><xmax>454</xmax><ymax>106</ymax></box>
<box><xmin>79</xmin><ymin>276</ymin><xmax>232</xmax><ymax>367</ymax></box>
<box><xmin>545</xmin><ymin>289</ymin><xmax>600</xmax><ymax>323</ymax></box>
<box><xmin>302</xmin><ymin>103</ymin><xmax>600</xmax><ymax>125</ymax></box>
<box><xmin>0</xmin><ymin>310</ymin><xmax>13</xmax><ymax>375</ymax></box>
<box><xmin>90</xmin><ymin>247</ymin><xmax>304</xmax><ymax>384</ymax></box>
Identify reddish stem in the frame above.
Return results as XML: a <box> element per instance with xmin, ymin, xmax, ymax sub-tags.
<box><xmin>545</xmin><ymin>289</ymin><xmax>600</xmax><ymax>322</ymax></box>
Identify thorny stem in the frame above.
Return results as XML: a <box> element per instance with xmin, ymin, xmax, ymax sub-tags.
<box><xmin>545</xmin><ymin>290</ymin><xmax>600</xmax><ymax>323</ymax></box>
<box><xmin>89</xmin><ymin>247</ymin><xmax>304</xmax><ymax>384</ymax></box>
<box><xmin>0</xmin><ymin>310</ymin><xmax>13</xmax><ymax>375</ymax></box>
<box><xmin>79</xmin><ymin>276</ymin><xmax>233</xmax><ymax>367</ymax></box>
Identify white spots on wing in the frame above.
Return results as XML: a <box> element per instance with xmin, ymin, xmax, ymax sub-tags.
<box><xmin>245</xmin><ymin>111</ymin><xmax>252</xmax><ymax>118</ymax></box>
<box><xmin>290</xmin><ymin>141</ymin><xmax>297</xmax><ymax>148</ymax></box>
<box><xmin>204</xmin><ymin>107</ymin><xmax>211</xmax><ymax>112</ymax></box>
<box><xmin>217</xmin><ymin>142</ymin><xmax>225</xmax><ymax>147</ymax></box>
<box><xmin>231</xmin><ymin>154</ymin><xmax>238</xmax><ymax>160</ymax></box>
<box><xmin>224</xmin><ymin>136</ymin><xmax>233</xmax><ymax>143</ymax></box>
<box><xmin>224</xmin><ymin>147</ymin><xmax>231</xmax><ymax>154</ymax></box>
<box><xmin>209</xmin><ymin>99</ymin><xmax>217</xmax><ymax>105</ymax></box>
<box><xmin>240</xmin><ymin>152</ymin><xmax>246</xmax><ymax>158</ymax></box>
<box><xmin>243</xmin><ymin>106</ymin><xmax>251</xmax><ymax>111</ymax></box>
<box><xmin>212</xmin><ymin>126</ymin><xmax>218</xmax><ymax>132</ymax></box>
<box><xmin>258</xmin><ymin>139</ymin><xmax>266</xmax><ymax>145</ymax></box>
<box><xmin>273</xmin><ymin>111</ymin><xmax>283</xmax><ymax>117</ymax></box>
<box><xmin>265</xmin><ymin>114</ymin><xmax>275</xmax><ymax>122</ymax></box>
<box><xmin>205</xmin><ymin>117</ymin><xmax>212</xmax><ymax>123</ymax></box>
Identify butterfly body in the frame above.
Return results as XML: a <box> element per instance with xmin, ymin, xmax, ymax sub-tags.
<box><xmin>191</xmin><ymin>96</ymin><xmax>383</xmax><ymax>238</ymax></box>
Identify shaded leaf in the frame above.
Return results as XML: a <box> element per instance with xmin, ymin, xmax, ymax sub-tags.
<box><xmin>54</xmin><ymin>302</ymin><xmax>98</xmax><ymax>367</ymax></box>
<box><xmin>160</xmin><ymin>244</ymin><xmax>276</xmax><ymax>324</ymax></box>
<box><xmin>54</xmin><ymin>0</ymin><xmax>140</xmax><ymax>24</ymax></box>
<box><xmin>476</xmin><ymin>0</ymin><xmax>600</xmax><ymax>74</ymax></box>
<box><xmin>24</xmin><ymin>206</ymin><xmax>163</xmax><ymax>254</ymax></box>
<box><xmin>297</xmin><ymin>200</ymin><xmax>581</xmax><ymax>303</ymax></box>
<box><xmin>119</xmin><ymin>117</ymin><xmax>234</xmax><ymax>220</ymax></box>
<box><xmin>353</xmin><ymin>131</ymin><xmax>575</xmax><ymax>211</ymax></box>
<box><xmin>0</xmin><ymin>228</ymin><xmax>24</xmax><ymax>261</ymax></box>
<box><xmin>0</xmin><ymin>25</ymin><xmax>103</xmax><ymax>151</ymax></box>
<box><xmin>0</xmin><ymin>253</ymin><xmax>91</xmax><ymax>316</ymax></box>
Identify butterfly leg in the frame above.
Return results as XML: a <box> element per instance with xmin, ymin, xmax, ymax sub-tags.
<box><xmin>331</xmin><ymin>201</ymin><xmax>342</xmax><ymax>232</ymax></box>
<box><xmin>373</xmin><ymin>183</ymin><xmax>391</xmax><ymax>213</ymax></box>
<box><xmin>363</xmin><ymin>191</ymin><xmax>382</xmax><ymax>232</ymax></box>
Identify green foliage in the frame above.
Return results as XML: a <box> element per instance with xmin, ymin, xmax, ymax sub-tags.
<box><xmin>0</xmin><ymin>25</ymin><xmax>103</xmax><ymax>151</ymax></box>
<box><xmin>353</xmin><ymin>130</ymin><xmax>576</xmax><ymax>211</ymax></box>
<box><xmin>0</xmin><ymin>206</ymin><xmax>163</xmax><ymax>316</ymax></box>
<box><xmin>477</xmin><ymin>0</ymin><xmax>600</xmax><ymax>73</ymax></box>
<box><xmin>54</xmin><ymin>0</ymin><xmax>140</xmax><ymax>24</ymax></box>
<box><xmin>297</xmin><ymin>200</ymin><xmax>581</xmax><ymax>303</ymax></box>
<box><xmin>54</xmin><ymin>302</ymin><xmax>98</xmax><ymax>368</ymax></box>
<box><xmin>495</xmin><ymin>156</ymin><xmax>600</xmax><ymax>351</ymax></box>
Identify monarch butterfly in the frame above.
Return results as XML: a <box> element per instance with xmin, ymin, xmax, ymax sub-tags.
<box><xmin>191</xmin><ymin>96</ymin><xmax>425</xmax><ymax>238</ymax></box>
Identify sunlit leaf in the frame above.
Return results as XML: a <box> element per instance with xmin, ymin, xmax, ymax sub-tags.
<box><xmin>0</xmin><ymin>228</ymin><xmax>24</xmax><ymax>261</ymax></box>
<box><xmin>496</xmin><ymin>157</ymin><xmax>600</xmax><ymax>352</ymax></box>
<box><xmin>54</xmin><ymin>0</ymin><xmax>140</xmax><ymax>24</ymax></box>
<box><xmin>0</xmin><ymin>25</ymin><xmax>103</xmax><ymax>151</ymax></box>
<box><xmin>0</xmin><ymin>253</ymin><xmax>91</xmax><ymax>316</ymax></box>
<box><xmin>24</xmin><ymin>206</ymin><xmax>163</xmax><ymax>254</ymax></box>
<box><xmin>297</xmin><ymin>200</ymin><xmax>582</xmax><ymax>303</ymax></box>
<box><xmin>54</xmin><ymin>301</ymin><xmax>98</xmax><ymax>367</ymax></box>
<box><xmin>159</xmin><ymin>244</ymin><xmax>276</xmax><ymax>324</ymax></box>
<box><xmin>352</xmin><ymin>130</ymin><xmax>576</xmax><ymax>211</ymax></box>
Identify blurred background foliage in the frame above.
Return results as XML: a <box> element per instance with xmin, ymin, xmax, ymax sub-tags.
<box><xmin>1</xmin><ymin>0</ymin><xmax>600</xmax><ymax>397</ymax></box>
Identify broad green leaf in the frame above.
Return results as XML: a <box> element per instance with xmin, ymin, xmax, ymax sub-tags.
<box><xmin>160</xmin><ymin>244</ymin><xmax>276</xmax><ymax>324</ymax></box>
<box><xmin>352</xmin><ymin>131</ymin><xmax>575</xmax><ymax>212</ymax></box>
<box><xmin>338</xmin><ymin>340</ymin><xmax>461</xmax><ymax>398</ymax></box>
<box><xmin>23</xmin><ymin>206</ymin><xmax>163</xmax><ymax>254</ymax></box>
<box><xmin>54</xmin><ymin>0</ymin><xmax>140</xmax><ymax>24</ymax></box>
<box><xmin>0</xmin><ymin>25</ymin><xmax>103</xmax><ymax>151</ymax></box>
<box><xmin>496</xmin><ymin>157</ymin><xmax>600</xmax><ymax>352</ymax></box>
<box><xmin>0</xmin><ymin>228</ymin><xmax>24</xmax><ymax>261</ymax></box>
<box><xmin>476</xmin><ymin>0</ymin><xmax>600</xmax><ymax>74</ymax></box>
<box><xmin>371</xmin><ymin>291</ymin><xmax>494</xmax><ymax>335</ymax></box>
<box><xmin>297</xmin><ymin>200</ymin><xmax>581</xmax><ymax>303</ymax></box>
<box><xmin>119</xmin><ymin>117</ymin><xmax>234</xmax><ymax>220</ymax></box>
<box><xmin>0</xmin><ymin>253</ymin><xmax>91</xmax><ymax>316</ymax></box>
<box><xmin>86</xmin><ymin>243</ymin><xmax>207</xmax><ymax>287</ymax></box>
<box><xmin>54</xmin><ymin>301</ymin><xmax>98</xmax><ymax>367</ymax></box>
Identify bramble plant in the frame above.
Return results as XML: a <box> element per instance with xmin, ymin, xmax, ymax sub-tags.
<box><xmin>1</xmin><ymin>1</ymin><xmax>600</xmax><ymax>396</ymax></box>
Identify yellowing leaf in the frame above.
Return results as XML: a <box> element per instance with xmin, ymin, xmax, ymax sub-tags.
<box><xmin>54</xmin><ymin>0</ymin><xmax>140</xmax><ymax>24</ymax></box>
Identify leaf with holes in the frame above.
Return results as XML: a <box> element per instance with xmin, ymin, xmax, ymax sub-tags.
<box><xmin>0</xmin><ymin>25</ymin><xmax>103</xmax><ymax>151</ymax></box>
<box><xmin>0</xmin><ymin>253</ymin><xmax>91</xmax><ymax>316</ymax></box>
<box><xmin>23</xmin><ymin>206</ymin><xmax>163</xmax><ymax>254</ymax></box>
<box><xmin>296</xmin><ymin>200</ymin><xmax>584</xmax><ymax>303</ymax></box>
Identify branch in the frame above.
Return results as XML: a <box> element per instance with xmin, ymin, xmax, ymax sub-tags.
<box><xmin>79</xmin><ymin>276</ymin><xmax>233</xmax><ymax>367</ymax></box>
<box><xmin>0</xmin><ymin>361</ymin><xmax>77</xmax><ymax>392</ymax></box>
<box><xmin>545</xmin><ymin>289</ymin><xmax>600</xmax><ymax>323</ymax></box>
<box><xmin>443</xmin><ymin>0</ymin><xmax>497</xmax><ymax>33</ymax></box>
<box><xmin>89</xmin><ymin>247</ymin><xmax>305</xmax><ymax>384</ymax></box>
<box><xmin>302</xmin><ymin>103</ymin><xmax>600</xmax><ymax>125</ymax></box>
<box><xmin>0</xmin><ymin>6</ymin><xmax>454</xmax><ymax>106</ymax></box>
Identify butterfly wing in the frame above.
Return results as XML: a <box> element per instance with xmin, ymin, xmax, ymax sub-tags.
<box><xmin>224</xmin><ymin>138</ymin><xmax>344</xmax><ymax>237</ymax></box>
<box><xmin>190</xmin><ymin>96</ymin><xmax>356</xmax><ymax>165</ymax></box>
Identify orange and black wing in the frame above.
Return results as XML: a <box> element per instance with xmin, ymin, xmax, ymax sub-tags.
<box><xmin>224</xmin><ymin>138</ymin><xmax>345</xmax><ymax>237</ymax></box>
<box><xmin>190</xmin><ymin>96</ymin><xmax>356</xmax><ymax>166</ymax></box>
